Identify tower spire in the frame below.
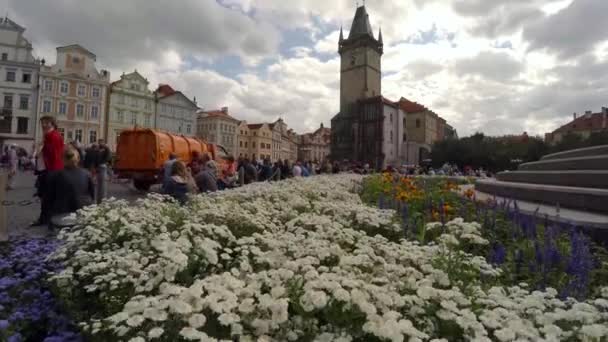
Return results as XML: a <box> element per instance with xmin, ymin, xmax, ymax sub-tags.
<box><xmin>339</xmin><ymin>26</ymin><xmax>344</xmax><ymax>42</ymax></box>
<box><xmin>378</xmin><ymin>26</ymin><xmax>383</xmax><ymax>45</ymax></box>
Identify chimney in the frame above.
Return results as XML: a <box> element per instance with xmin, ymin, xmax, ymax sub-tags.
<box><xmin>320</xmin><ymin>123</ymin><xmax>324</xmax><ymax>129</ymax></box>
<box><xmin>602</xmin><ymin>107</ymin><xmax>608</xmax><ymax>115</ymax></box>
<box><xmin>573</xmin><ymin>112</ymin><xmax>577</xmax><ymax>120</ymax></box>
<box><xmin>221</xmin><ymin>107</ymin><xmax>228</xmax><ymax>114</ymax></box>
<box><xmin>585</xmin><ymin>110</ymin><xmax>592</xmax><ymax>119</ymax></box>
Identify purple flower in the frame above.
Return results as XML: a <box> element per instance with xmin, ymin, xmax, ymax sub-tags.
<box><xmin>8</xmin><ymin>333</ymin><xmax>23</xmax><ymax>342</ymax></box>
<box><xmin>489</xmin><ymin>243</ymin><xmax>506</xmax><ymax>265</ymax></box>
<box><xmin>0</xmin><ymin>319</ymin><xmax>9</xmax><ymax>329</ymax></box>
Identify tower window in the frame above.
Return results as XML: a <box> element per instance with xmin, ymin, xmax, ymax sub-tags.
<box><xmin>416</xmin><ymin>119</ymin><xmax>421</xmax><ymax>128</ymax></box>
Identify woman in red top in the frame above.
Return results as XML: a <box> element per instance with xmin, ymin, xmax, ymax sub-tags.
<box><xmin>32</xmin><ymin>116</ymin><xmax>65</xmax><ymax>226</ymax></box>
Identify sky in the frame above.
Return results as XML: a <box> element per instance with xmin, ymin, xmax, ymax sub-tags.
<box><xmin>3</xmin><ymin>0</ymin><xmax>608</xmax><ymax>137</ymax></box>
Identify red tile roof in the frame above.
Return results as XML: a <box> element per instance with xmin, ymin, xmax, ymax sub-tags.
<box><xmin>247</xmin><ymin>124</ymin><xmax>264</xmax><ymax>130</ymax></box>
<box><xmin>156</xmin><ymin>84</ymin><xmax>175</xmax><ymax>97</ymax></box>
<box><xmin>553</xmin><ymin>112</ymin><xmax>607</xmax><ymax>134</ymax></box>
<box><xmin>398</xmin><ymin>97</ymin><xmax>427</xmax><ymax>113</ymax></box>
<box><xmin>202</xmin><ymin>109</ymin><xmax>238</xmax><ymax>121</ymax></box>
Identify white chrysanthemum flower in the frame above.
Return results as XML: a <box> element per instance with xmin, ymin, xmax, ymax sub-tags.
<box><xmin>126</xmin><ymin>315</ymin><xmax>145</xmax><ymax>327</ymax></box>
<box><xmin>188</xmin><ymin>314</ymin><xmax>207</xmax><ymax>329</ymax></box>
<box><xmin>148</xmin><ymin>327</ymin><xmax>164</xmax><ymax>339</ymax></box>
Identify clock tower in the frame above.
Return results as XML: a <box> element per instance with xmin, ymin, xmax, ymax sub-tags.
<box><xmin>338</xmin><ymin>5</ymin><xmax>383</xmax><ymax>115</ymax></box>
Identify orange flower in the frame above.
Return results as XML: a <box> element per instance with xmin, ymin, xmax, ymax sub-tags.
<box><xmin>464</xmin><ymin>188</ymin><xmax>475</xmax><ymax>199</ymax></box>
<box><xmin>431</xmin><ymin>210</ymin><xmax>440</xmax><ymax>221</ymax></box>
<box><xmin>443</xmin><ymin>204</ymin><xmax>453</xmax><ymax>214</ymax></box>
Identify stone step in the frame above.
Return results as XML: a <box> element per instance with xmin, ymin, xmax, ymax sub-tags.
<box><xmin>519</xmin><ymin>154</ymin><xmax>608</xmax><ymax>171</ymax></box>
<box><xmin>541</xmin><ymin>145</ymin><xmax>608</xmax><ymax>161</ymax></box>
<box><xmin>497</xmin><ymin>170</ymin><xmax>608</xmax><ymax>189</ymax></box>
<box><xmin>475</xmin><ymin>179</ymin><xmax>608</xmax><ymax>214</ymax></box>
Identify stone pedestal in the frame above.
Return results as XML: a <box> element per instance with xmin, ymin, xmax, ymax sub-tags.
<box><xmin>476</xmin><ymin>145</ymin><xmax>608</xmax><ymax>215</ymax></box>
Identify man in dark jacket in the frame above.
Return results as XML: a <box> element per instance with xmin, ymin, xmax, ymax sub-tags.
<box><xmin>243</xmin><ymin>159</ymin><xmax>258</xmax><ymax>184</ymax></box>
<box><xmin>195</xmin><ymin>160</ymin><xmax>219</xmax><ymax>193</ymax></box>
<box><xmin>260</xmin><ymin>158</ymin><xmax>273</xmax><ymax>181</ymax></box>
<box><xmin>84</xmin><ymin>143</ymin><xmax>99</xmax><ymax>172</ymax></box>
<box><xmin>48</xmin><ymin>147</ymin><xmax>94</xmax><ymax>229</ymax></box>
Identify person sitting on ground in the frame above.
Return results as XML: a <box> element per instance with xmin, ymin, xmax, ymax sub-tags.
<box><xmin>188</xmin><ymin>151</ymin><xmax>203</xmax><ymax>177</ymax></box>
<box><xmin>219</xmin><ymin>155</ymin><xmax>237</xmax><ymax>189</ymax></box>
<box><xmin>161</xmin><ymin>153</ymin><xmax>178</xmax><ymax>191</ymax></box>
<box><xmin>195</xmin><ymin>160</ymin><xmax>219</xmax><ymax>193</ymax></box>
<box><xmin>164</xmin><ymin>161</ymin><xmax>194</xmax><ymax>204</ymax></box>
<box><xmin>243</xmin><ymin>159</ymin><xmax>258</xmax><ymax>184</ymax></box>
<box><xmin>47</xmin><ymin>147</ymin><xmax>94</xmax><ymax>228</ymax></box>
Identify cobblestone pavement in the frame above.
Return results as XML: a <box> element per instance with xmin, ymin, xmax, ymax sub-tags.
<box><xmin>4</xmin><ymin>171</ymin><xmax>148</xmax><ymax>239</ymax></box>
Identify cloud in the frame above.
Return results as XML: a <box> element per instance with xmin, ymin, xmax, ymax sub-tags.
<box><xmin>6</xmin><ymin>0</ymin><xmax>280</xmax><ymax>68</ymax></box>
<box><xmin>4</xmin><ymin>0</ymin><xmax>606</xmax><ymax>138</ymax></box>
<box><xmin>453</xmin><ymin>51</ymin><xmax>523</xmax><ymax>82</ymax></box>
<box><xmin>524</xmin><ymin>0</ymin><xmax>608</xmax><ymax>59</ymax></box>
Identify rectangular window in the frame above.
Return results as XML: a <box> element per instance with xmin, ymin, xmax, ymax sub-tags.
<box><xmin>60</xmin><ymin>82</ymin><xmax>69</xmax><ymax>94</ymax></box>
<box><xmin>119</xmin><ymin>95</ymin><xmax>125</xmax><ymax>104</ymax></box>
<box><xmin>144</xmin><ymin>115</ymin><xmax>151</xmax><ymax>127</ymax></box>
<box><xmin>89</xmin><ymin>130</ymin><xmax>97</xmax><ymax>144</ymax></box>
<box><xmin>91</xmin><ymin>105</ymin><xmax>99</xmax><ymax>120</ymax></box>
<box><xmin>59</xmin><ymin>102</ymin><xmax>67</xmax><ymax>115</ymax></box>
<box><xmin>145</xmin><ymin>101</ymin><xmax>151</xmax><ymax>110</ymax></box>
<box><xmin>19</xmin><ymin>95</ymin><xmax>29</xmax><ymax>110</ymax></box>
<box><xmin>252</xmin><ymin>142</ymin><xmax>256</xmax><ymax>148</ymax></box>
<box><xmin>245</xmin><ymin>142</ymin><xmax>248</xmax><ymax>148</ymax></box>
<box><xmin>76</xmin><ymin>104</ymin><xmax>84</xmax><ymax>117</ymax></box>
<box><xmin>44</xmin><ymin>80</ymin><xmax>53</xmax><ymax>92</ymax></box>
<box><xmin>131</xmin><ymin>98</ymin><xmax>138</xmax><ymax>107</ymax></box>
<box><xmin>131</xmin><ymin>112</ymin><xmax>137</xmax><ymax>125</ymax></box>
<box><xmin>75</xmin><ymin>129</ymin><xmax>82</xmax><ymax>142</ymax></box>
<box><xmin>6</xmin><ymin>71</ymin><xmax>15</xmax><ymax>82</ymax></box>
<box><xmin>78</xmin><ymin>85</ymin><xmax>86</xmax><ymax>97</ymax></box>
<box><xmin>161</xmin><ymin>104</ymin><xmax>167</xmax><ymax>113</ymax></box>
<box><xmin>240</xmin><ymin>141</ymin><xmax>243</xmax><ymax>147</ymax></box>
<box><xmin>17</xmin><ymin>117</ymin><xmax>28</xmax><ymax>134</ymax></box>
<box><xmin>117</xmin><ymin>110</ymin><xmax>124</xmax><ymax>123</ymax></box>
<box><xmin>67</xmin><ymin>130</ymin><xmax>73</xmax><ymax>140</ymax></box>
<box><xmin>1</xmin><ymin>53</ymin><xmax>7</xmax><ymax>61</ymax></box>
<box><xmin>186</xmin><ymin>124</ymin><xmax>191</xmax><ymax>134</ymax></box>
<box><xmin>42</xmin><ymin>100</ymin><xmax>51</xmax><ymax>113</ymax></box>
<box><xmin>58</xmin><ymin>128</ymin><xmax>65</xmax><ymax>138</ymax></box>
<box><xmin>22</xmin><ymin>73</ymin><xmax>32</xmax><ymax>84</ymax></box>
<box><xmin>92</xmin><ymin>87</ymin><xmax>100</xmax><ymax>98</ymax></box>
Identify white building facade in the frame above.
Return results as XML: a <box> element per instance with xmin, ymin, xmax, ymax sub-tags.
<box><xmin>382</xmin><ymin>102</ymin><xmax>407</xmax><ymax>167</ymax></box>
<box><xmin>155</xmin><ymin>84</ymin><xmax>198</xmax><ymax>136</ymax></box>
<box><xmin>196</xmin><ymin>107</ymin><xmax>239</xmax><ymax>155</ymax></box>
<box><xmin>36</xmin><ymin>45</ymin><xmax>110</xmax><ymax>146</ymax></box>
<box><xmin>107</xmin><ymin>71</ymin><xmax>155</xmax><ymax>151</ymax></box>
<box><xmin>0</xmin><ymin>17</ymin><xmax>40</xmax><ymax>150</ymax></box>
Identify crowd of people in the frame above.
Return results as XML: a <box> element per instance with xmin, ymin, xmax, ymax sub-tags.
<box><xmin>4</xmin><ymin>116</ymin><xmax>112</xmax><ymax>229</ymax></box>
<box><xmin>160</xmin><ymin>154</ymin><xmax>347</xmax><ymax>203</ymax></box>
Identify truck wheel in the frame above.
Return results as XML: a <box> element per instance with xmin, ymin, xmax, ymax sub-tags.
<box><xmin>133</xmin><ymin>179</ymin><xmax>152</xmax><ymax>192</ymax></box>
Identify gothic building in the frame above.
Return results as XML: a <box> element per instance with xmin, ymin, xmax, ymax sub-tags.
<box><xmin>330</xmin><ymin>5</ymin><xmax>450</xmax><ymax>169</ymax></box>
<box><xmin>330</xmin><ymin>5</ymin><xmax>389</xmax><ymax>169</ymax></box>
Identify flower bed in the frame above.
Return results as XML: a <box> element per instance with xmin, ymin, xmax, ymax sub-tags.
<box><xmin>361</xmin><ymin>173</ymin><xmax>608</xmax><ymax>300</ymax></box>
<box><xmin>0</xmin><ymin>238</ymin><xmax>82</xmax><ymax>342</ymax></box>
<box><xmin>48</xmin><ymin>175</ymin><xmax>608</xmax><ymax>341</ymax></box>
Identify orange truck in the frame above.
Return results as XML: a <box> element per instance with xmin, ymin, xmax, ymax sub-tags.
<box><xmin>114</xmin><ymin>129</ymin><xmax>229</xmax><ymax>191</ymax></box>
